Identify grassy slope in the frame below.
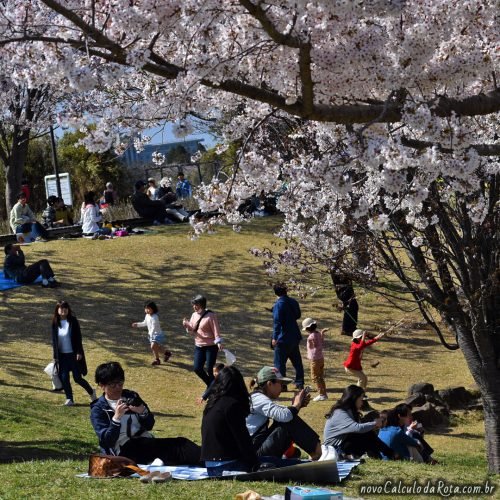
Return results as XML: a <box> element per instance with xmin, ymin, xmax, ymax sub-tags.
<box><xmin>0</xmin><ymin>217</ymin><xmax>496</xmax><ymax>499</ymax></box>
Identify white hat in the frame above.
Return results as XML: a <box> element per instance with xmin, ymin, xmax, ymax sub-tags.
<box><xmin>352</xmin><ymin>329</ymin><xmax>364</xmax><ymax>339</ymax></box>
<box><xmin>302</xmin><ymin>318</ymin><xmax>317</xmax><ymax>331</ymax></box>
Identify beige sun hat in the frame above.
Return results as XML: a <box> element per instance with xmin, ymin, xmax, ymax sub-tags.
<box><xmin>352</xmin><ymin>329</ymin><xmax>364</xmax><ymax>339</ymax></box>
<box><xmin>302</xmin><ymin>318</ymin><xmax>317</xmax><ymax>331</ymax></box>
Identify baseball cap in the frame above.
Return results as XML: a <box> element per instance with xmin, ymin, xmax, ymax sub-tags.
<box><xmin>352</xmin><ymin>329</ymin><xmax>364</xmax><ymax>339</ymax></box>
<box><xmin>256</xmin><ymin>366</ymin><xmax>292</xmax><ymax>384</ymax></box>
<box><xmin>148</xmin><ymin>177</ymin><xmax>155</xmax><ymax>183</ymax></box>
<box><xmin>302</xmin><ymin>318</ymin><xmax>317</xmax><ymax>331</ymax></box>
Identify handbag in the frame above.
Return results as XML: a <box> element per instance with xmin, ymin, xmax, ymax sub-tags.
<box><xmin>223</xmin><ymin>349</ymin><xmax>236</xmax><ymax>366</ymax></box>
<box><xmin>43</xmin><ymin>362</ymin><xmax>63</xmax><ymax>390</ymax></box>
<box><xmin>88</xmin><ymin>454</ymin><xmax>148</xmax><ymax>478</ymax></box>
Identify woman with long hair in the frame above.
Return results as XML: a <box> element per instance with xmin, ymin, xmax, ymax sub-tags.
<box><xmin>51</xmin><ymin>300</ymin><xmax>95</xmax><ymax>406</ymax></box>
<box><xmin>323</xmin><ymin>385</ymin><xmax>393</xmax><ymax>459</ymax></box>
<box><xmin>201</xmin><ymin>366</ymin><xmax>259</xmax><ymax>476</ymax></box>
<box><xmin>246</xmin><ymin>366</ymin><xmax>322</xmax><ymax>461</ymax></box>
<box><xmin>81</xmin><ymin>191</ymin><xmax>111</xmax><ymax>237</ymax></box>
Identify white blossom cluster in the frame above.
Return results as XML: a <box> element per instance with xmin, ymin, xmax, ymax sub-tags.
<box><xmin>152</xmin><ymin>151</ymin><xmax>166</xmax><ymax>166</ymax></box>
<box><xmin>0</xmin><ymin>0</ymin><xmax>497</xmax><ymax>262</ymax></box>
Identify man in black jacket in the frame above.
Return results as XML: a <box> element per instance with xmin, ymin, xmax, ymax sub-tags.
<box><xmin>3</xmin><ymin>243</ymin><xmax>59</xmax><ymax>288</ymax></box>
<box><xmin>131</xmin><ymin>180</ymin><xmax>169</xmax><ymax>224</ymax></box>
<box><xmin>91</xmin><ymin>361</ymin><xmax>200</xmax><ymax>464</ymax></box>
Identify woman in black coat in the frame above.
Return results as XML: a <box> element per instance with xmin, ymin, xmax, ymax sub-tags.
<box><xmin>201</xmin><ymin>366</ymin><xmax>259</xmax><ymax>477</ymax></box>
<box><xmin>51</xmin><ymin>300</ymin><xmax>95</xmax><ymax>406</ymax></box>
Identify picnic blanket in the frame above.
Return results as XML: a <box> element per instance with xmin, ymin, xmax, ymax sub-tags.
<box><xmin>78</xmin><ymin>459</ymin><xmax>361</xmax><ymax>483</ymax></box>
<box><xmin>0</xmin><ymin>271</ymin><xmax>42</xmax><ymax>291</ymax></box>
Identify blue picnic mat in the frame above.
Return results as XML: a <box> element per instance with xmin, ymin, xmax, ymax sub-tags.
<box><xmin>141</xmin><ymin>459</ymin><xmax>361</xmax><ymax>482</ymax></box>
<box><xmin>0</xmin><ymin>271</ymin><xmax>42</xmax><ymax>290</ymax></box>
<box><xmin>78</xmin><ymin>460</ymin><xmax>361</xmax><ymax>482</ymax></box>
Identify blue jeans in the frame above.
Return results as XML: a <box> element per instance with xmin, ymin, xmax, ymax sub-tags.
<box><xmin>193</xmin><ymin>345</ymin><xmax>219</xmax><ymax>387</ymax></box>
<box><xmin>58</xmin><ymin>353</ymin><xmax>93</xmax><ymax>400</ymax></box>
<box><xmin>273</xmin><ymin>341</ymin><xmax>304</xmax><ymax>387</ymax></box>
<box><xmin>16</xmin><ymin>221</ymin><xmax>48</xmax><ymax>240</ymax></box>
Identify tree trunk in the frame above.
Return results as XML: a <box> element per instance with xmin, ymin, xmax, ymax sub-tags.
<box><xmin>483</xmin><ymin>388</ymin><xmax>500</xmax><ymax>473</ymax></box>
<box><xmin>4</xmin><ymin>127</ymin><xmax>30</xmax><ymax>215</ymax></box>
<box><xmin>457</xmin><ymin>322</ymin><xmax>500</xmax><ymax>473</ymax></box>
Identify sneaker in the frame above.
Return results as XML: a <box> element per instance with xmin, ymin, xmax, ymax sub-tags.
<box><xmin>163</xmin><ymin>351</ymin><xmax>172</xmax><ymax>362</ymax></box>
<box><xmin>151</xmin><ymin>359</ymin><xmax>161</xmax><ymax>366</ymax></box>
<box><xmin>295</xmin><ymin>384</ymin><xmax>304</xmax><ymax>390</ymax></box>
<box><xmin>63</xmin><ymin>399</ymin><xmax>75</xmax><ymax>406</ymax></box>
<box><xmin>48</xmin><ymin>279</ymin><xmax>60</xmax><ymax>288</ymax></box>
<box><xmin>35</xmin><ymin>236</ymin><xmax>48</xmax><ymax>242</ymax></box>
<box><xmin>319</xmin><ymin>445</ymin><xmax>338</xmax><ymax>462</ymax></box>
<box><xmin>89</xmin><ymin>389</ymin><xmax>97</xmax><ymax>401</ymax></box>
<box><xmin>313</xmin><ymin>394</ymin><xmax>328</xmax><ymax>402</ymax></box>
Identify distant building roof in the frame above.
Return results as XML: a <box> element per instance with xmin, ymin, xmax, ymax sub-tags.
<box><xmin>121</xmin><ymin>138</ymin><xmax>205</xmax><ymax>168</ymax></box>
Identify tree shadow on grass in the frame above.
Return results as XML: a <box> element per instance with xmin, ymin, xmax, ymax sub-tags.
<box><xmin>0</xmin><ymin>439</ymin><xmax>93</xmax><ymax>463</ymax></box>
<box><xmin>0</xmin><ymin>379</ymin><xmax>56</xmax><ymax>392</ymax></box>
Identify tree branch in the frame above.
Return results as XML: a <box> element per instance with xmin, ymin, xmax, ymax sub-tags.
<box><xmin>6</xmin><ymin>2</ymin><xmax>500</xmax><ymax>129</ymax></box>
<box><xmin>238</xmin><ymin>0</ymin><xmax>302</xmax><ymax>48</ymax></box>
<box><xmin>401</xmin><ymin>136</ymin><xmax>500</xmax><ymax>156</ymax></box>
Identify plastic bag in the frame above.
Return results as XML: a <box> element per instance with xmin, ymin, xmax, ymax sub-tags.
<box><xmin>44</xmin><ymin>361</ymin><xmax>63</xmax><ymax>390</ymax></box>
<box><xmin>223</xmin><ymin>349</ymin><xmax>236</xmax><ymax>366</ymax></box>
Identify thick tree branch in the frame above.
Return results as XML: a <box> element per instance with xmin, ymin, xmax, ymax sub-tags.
<box><xmin>238</xmin><ymin>0</ymin><xmax>302</xmax><ymax>48</ymax></box>
<box><xmin>5</xmin><ymin>2</ymin><xmax>500</xmax><ymax>129</ymax></box>
<box><xmin>401</xmin><ymin>136</ymin><xmax>500</xmax><ymax>156</ymax></box>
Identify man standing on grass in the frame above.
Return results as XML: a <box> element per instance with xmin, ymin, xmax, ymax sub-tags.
<box><xmin>3</xmin><ymin>243</ymin><xmax>59</xmax><ymax>288</ymax></box>
<box><xmin>271</xmin><ymin>283</ymin><xmax>304</xmax><ymax>390</ymax></box>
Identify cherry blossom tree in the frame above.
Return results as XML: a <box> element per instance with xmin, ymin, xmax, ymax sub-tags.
<box><xmin>0</xmin><ymin>0</ymin><xmax>498</xmax><ymax>469</ymax></box>
<box><xmin>0</xmin><ymin>77</ymin><xmax>52</xmax><ymax>214</ymax></box>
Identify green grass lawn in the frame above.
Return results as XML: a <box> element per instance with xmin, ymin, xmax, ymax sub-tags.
<box><xmin>0</xmin><ymin>217</ymin><xmax>497</xmax><ymax>499</ymax></box>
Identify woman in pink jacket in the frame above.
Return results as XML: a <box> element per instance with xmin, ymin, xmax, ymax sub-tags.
<box><xmin>183</xmin><ymin>295</ymin><xmax>224</xmax><ymax>387</ymax></box>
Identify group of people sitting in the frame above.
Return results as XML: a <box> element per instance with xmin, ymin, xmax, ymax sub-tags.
<box><xmin>42</xmin><ymin>195</ymin><xmax>74</xmax><ymax>229</ymax></box>
<box><xmin>131</xmin><ymin>176</ymin><xmax>191</xmax><ymax>225</ymax></box>
<box><xmin>7</xmin><ymin>172</ymin><xmax>194</xmax><ymax>241</ymax></box>
<box><xmin>89</xmin><ymin>362</ymin><xmax>436</xmax><ymax>478</ymax></box>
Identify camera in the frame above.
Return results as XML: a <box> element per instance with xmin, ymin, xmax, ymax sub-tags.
<box><xmin>120</xmin><ymin>392</ymin><xmax>142</xmax><ymax>407</ymax></box>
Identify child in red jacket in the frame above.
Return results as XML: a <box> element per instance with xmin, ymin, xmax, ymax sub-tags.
<box><xmin>343</xmin><ymin>329</ymin><xmax>385</xmax><ymax>390</ymax></box>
